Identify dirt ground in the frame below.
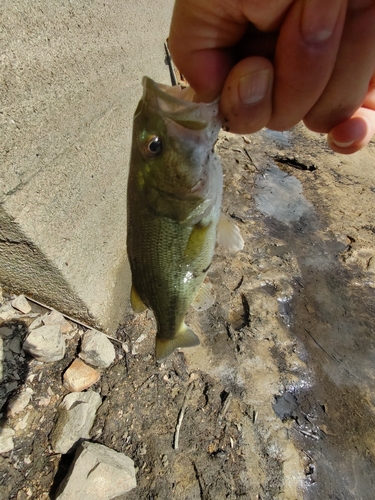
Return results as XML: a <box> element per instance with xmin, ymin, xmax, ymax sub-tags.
<box><xmin>1</xmin><ymin>127</ymin><xmax>375</xmax><ymax>499</ymax></box>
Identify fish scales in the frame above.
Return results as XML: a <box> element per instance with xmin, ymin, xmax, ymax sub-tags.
<box><xmin>128</xmin><ymin>200</ymin><xmax>216</xmax><ymax>331</ymax></box>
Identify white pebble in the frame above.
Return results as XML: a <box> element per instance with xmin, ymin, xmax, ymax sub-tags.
<box><xmin>79</xmin><ymin>330</ymin><xmax>115</xmax><ymax>368</ymax></box>
<box><xmin>11</xmin><ymin>295</ymin><xmax>32</xmax><ymax>314</ymax></box>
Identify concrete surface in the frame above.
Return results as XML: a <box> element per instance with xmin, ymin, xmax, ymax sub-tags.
<box><xmin>0</xmin><ymin>0</ymin><xmax>174</xmax><ymax>330</ymax></box>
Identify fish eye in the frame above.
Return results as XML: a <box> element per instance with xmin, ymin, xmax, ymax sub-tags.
<box><xmin>145</xmin><ymin>135</ymin><xmax>163</xmax><ymax>157</ymax></box>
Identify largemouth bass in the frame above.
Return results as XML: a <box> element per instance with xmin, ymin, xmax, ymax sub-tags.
<box><xmin>127</xmin><ymin>77</ymin><xmax>236</xmax><ymax>361</ymax></box>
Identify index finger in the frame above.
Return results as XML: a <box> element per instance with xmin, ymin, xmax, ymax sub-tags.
<box><xmin>168</xmin><ymin>0</ymin><xmax>291</xmax><ymax>102</ymax></box>
<box><xmin>168</xmin><ymin>2</ymin><xmax>246</xmax><ymax>101</ymax></box>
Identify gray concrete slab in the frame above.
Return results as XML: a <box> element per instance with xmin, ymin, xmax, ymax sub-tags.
<box><xmin>1</xmin><ymin>0</ymin><xmax>174</xmax><ymax>330</ymax></box>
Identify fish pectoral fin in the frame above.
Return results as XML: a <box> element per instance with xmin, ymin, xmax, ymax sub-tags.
<box><xmin>155</xmin><ymin>323</ymin><xmax>200</xmax><ymax>361</ymax></box>
<box><xmin>217</xmin><ymin>213</ymin><xmax>244</xmax><ymax>251</ymax></box>
<box><xmin>184</xmin><ymin>221</ymin><xmax>212</xmax><ymax>262</ymax></box>
<box><xmin>130</xmin><ymin>284</ymin><xmax>148</xmax><ymax>313</ymax></box>
<box><xmin>192</xmin><ymin>281</ymin><xmax>215</xmax><ymax>311</ymax></box>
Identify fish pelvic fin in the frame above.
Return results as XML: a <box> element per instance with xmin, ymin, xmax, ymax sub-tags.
<box><xmin>130</xmin><ymin>284</ymin><xmax>148</xmax><ymax>313</ymax></box>
<box><xmin>155</xmin><ymin>323</ymin><xmax>200</xmax><ymax>362</ymax></box>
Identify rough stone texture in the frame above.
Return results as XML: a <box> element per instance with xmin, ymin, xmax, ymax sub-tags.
<box><xmin>50</xmin><ymin>391</ymin><xmax>102</xmax><ymax>454</ymax></box>
<box><xmin>0</xmin><ymin>326</ymin><xmax>13</xmax><ymax>339</ymax></box>
<box><xmin>63</xmin><ymin>358</ymin><xmax>100</xmax><ymax>392</ymax></box>
<box><xmin>8</xmin><ymin>336</ymin><xmax>22</xmax><ymax>354</ymax></box>
<box><xmin>11</xmin><ymin>295</ymin><xmax>31</xmax><ymax>314</ymax></box>
<box><xmin>23</xmin><ymin>324</ymin><xmax>66</xmax><ymax>362</ymax></box>
<box><xmin>56</xmin><ymin>441</ymin><xmax>137</xmax><ymax>499</ymax></box>
<box><xmin>0</xmin><ymin>0</ymin><xmax>174</xmax><ymax>331</ymax></box>
<box><xmin>0</xmin><ymin>303</ymin><xmax>16</xmax><ymax>320</ymax></box>
<box><xmin>29</xmin><ymin>315</ymin><xmax>44</xmax><ymax>330</ymax></box>
<box><xmin>0</xmin><ymin>427</ymin><xmax>15</xmax><ymax>454</ymax></box>
<box><xmin>43</xmin><ymin>310</ymin><xmax>73</xmax><ymax>334</ymax></box>
<box><xmin>79</xmin><ymin>330</ymin><xmax>115</xmax><ymax>368</ymax></box>
<box><xmin>7</xmin><ymin>388</ymin><xmax>33</xmax><ymax>417</ymax></box>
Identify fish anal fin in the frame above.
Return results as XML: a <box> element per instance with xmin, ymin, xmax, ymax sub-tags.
<box><xmin>217</xmin><ymin>213</ymin><xmax>244</xmax><ymax>251</ymax></box>
<box><xmin>192</xmin><ymin>281</ymin><xmax>215</xmax><ymax>311</ymax></box>
<box><xmin>155</xmin><ymin>323</ymin><xmax>200</xmax><ymax>361</ymax></box>
<box><xmin>130</xmin><ymin>284</ymin><xmax>147</xmax><ymax>313</ymax></box>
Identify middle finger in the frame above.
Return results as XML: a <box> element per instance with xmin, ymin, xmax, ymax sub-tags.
<box><xmin>268</xmin><ymin>0</ymin><xmax>347</xmax><ymax>131</ymax></box>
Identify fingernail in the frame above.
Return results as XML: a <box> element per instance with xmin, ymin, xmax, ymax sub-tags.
<box><xmin>238</xmin><ymin>69</ymin><xmax>270</xmax><ymax>105</ymax></box>
<box><xmin>301</xmin><ymin>0</ymin><xmax>343</xmax><ymax>43</ymax></box>
<box><xmin>330</xmin><ymin>138</ymin><xmax>355</xmax><ymax>148</ymax></box>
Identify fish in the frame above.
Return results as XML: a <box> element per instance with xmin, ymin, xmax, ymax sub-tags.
<box><xmin>127</xmin><ymin>77</ymin><xmax>243</xmax><ymax>361</ymax></box>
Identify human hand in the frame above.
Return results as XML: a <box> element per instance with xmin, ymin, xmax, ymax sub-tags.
<box><xmin>169</xmin><ymin>0</ymin><xmax>375</xmax><ymax>154</ymax></box>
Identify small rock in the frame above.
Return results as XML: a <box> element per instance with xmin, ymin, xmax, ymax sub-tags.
<box><xmin>43</xmin><ymin>310</ymin><xmax>73</xmax><ymax>334</ymax></box>
<box><xmin>8</xmin><ymin>336</ymin><xmax>22</xmax><ymax>354</ymax></box>
<box><xmin>63</xmin><ymin>328</ymin><xmax>78</xmax><ymax>340</ymax></box>
<box><xmin>79</xmin><ymin>330</ymin><xmax>115</xmax><ymax>368</ymax></box>
<box><xmin>131</xmin><ymin>333</ymin><xmax>148</xmax><ymax>355</ymax></box>
<box><xmin>0</xmin><ymin>326</ymin><xmax>13</xmax><ymax>339</ymax></box>
<box><xmin>7</xmin><ymin>388</ymin><xmax>33</xmax><ymax>417</ymax></box>
<box><xmin>50</xmin><ymin>391</ymin><xmax>102</xmax><ymax>454</ymax></box>
<box><xmin>23</xmin><ymin>325</ymin><xmax>66</xmax><ymax>362</ymax></box>
<box><xmin>0</xmin><ymin>427</ymin><xmax>15</xmax><ymax>453</ymax></box>
<box><xmin>63</xmin><ymin>359</ymin><xmax>100</xmax><ymax>392</ymax></box>
<box><xmin>14</xmin><ymin>412</ymin><xmax>30</xmax><ymax>431</ymax></box>
<box><xmin>4</xmin><ymin>349</ymin><xmax>14</xmax><ymax>363</ymax></box>
<box><xmin>5</xmin><ymin>381</ymin><xmax>18</xmax><ymax>394</ymax></box>
<box><xmin>0</xmin><ymin>286</ymin><xmax>3</xmax><ymax>303</ymax></box>
<box><xmin>138</xmin><ymin>442</ymin><xmax>147</xmax><ymax>456</ymax></box>
<box><xmin>17</xmin><ymin>490</ymin><xmax>27</xmax><ymax>500</ymax></box>
<box><xmin>26</xmin><ymin>373</ymin><xmax>36</xmax><ymax>383</ymax></box>
<box><xmin>11</xmin><ymin>295</ymin><xmax>32</xmax><ymax>314</ymax></box>
<box><xmin>0</xmin><ymin>304</ymin><xmax>17</xmax><ymax>321</ymax></box>
<box><xmin>38</xmin><ymin>397</ymin><xmax>51</xmax><ymax>407</ymax></box>
<box><xmin>55</xmin><ymin>441</ymin><xmax>136</xmax><ymax>499</ymax></box>
<box><xmin>28</xmin><ymin>315</ymin><xmax>44</xmax><ymax>330</ymax></box>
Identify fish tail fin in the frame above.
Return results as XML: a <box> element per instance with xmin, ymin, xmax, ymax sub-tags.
<box><xmin>155</xmin><ymin>324</ymin><xmax>200</xmax><ymax>362</ymax></box>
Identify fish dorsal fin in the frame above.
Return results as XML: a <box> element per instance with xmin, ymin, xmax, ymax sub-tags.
<box><xmin>155</xmin><ymin>323</ymin><xmax>200</xmax><ymax>361</ymax></box>
<box><xmin>217</xmin><ymin>213</ymin><xmax>244</xmax><ymax>251</ymax></box>
<box><xmin>192</xmin><ymin>281</ymin><xmax>215</xmax><ymax>311</ymax></box>
<box><xmin>130</xmin><ymin>284</ymin><xmax>148</xmax><ymax>313</ymax></box>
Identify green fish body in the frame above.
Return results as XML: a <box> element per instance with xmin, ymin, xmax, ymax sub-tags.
<box><xmin>127</xmin><ymin>77</ymin><xmax>222</xmax><ymax>361</ymax></box>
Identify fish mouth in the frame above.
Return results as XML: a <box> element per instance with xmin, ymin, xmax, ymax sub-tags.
<box><xmin>141</xmin><ymin>77</ymin><xmax>221</xmax><ymax>133</ymax></box>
